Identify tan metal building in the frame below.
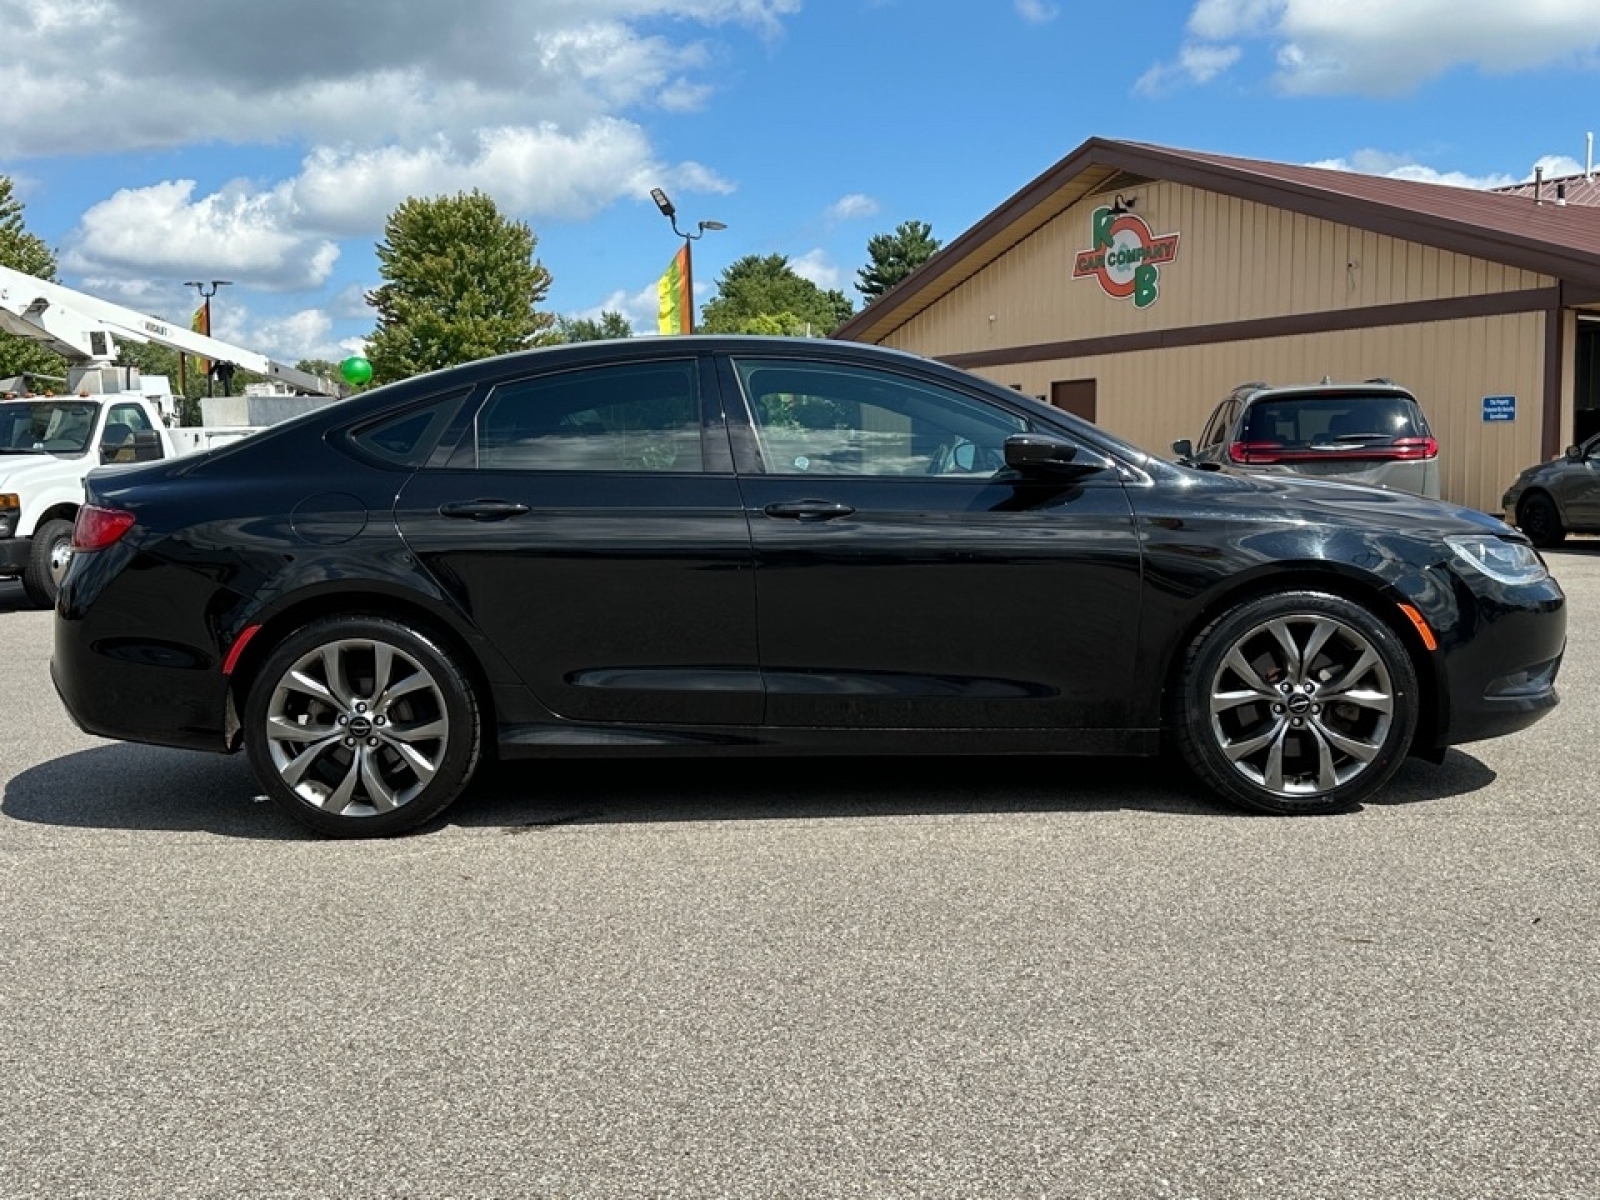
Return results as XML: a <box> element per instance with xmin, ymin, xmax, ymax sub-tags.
<box><xmin>834</xmin><ymin>139</ymin><xmax>1600</xmax><ymax>514</ymax></box>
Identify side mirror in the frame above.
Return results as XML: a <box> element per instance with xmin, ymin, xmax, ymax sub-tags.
<box><xmin>132</xmin><ymin>429</ymin><xmax>164</xmax><ymax>462</ymax></box>
<box><xmin>1004</xmin><ymin>432</ymin><xmax>1084</xmax><ymax>474</ymax></box>
<box><xmin>1172</xmin><ymin>438</ymin><xmax>1195</xmax><ymax>460</ymax></box>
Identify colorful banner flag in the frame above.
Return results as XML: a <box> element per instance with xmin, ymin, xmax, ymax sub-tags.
<box><xmin>191</xmin><ymin>304</ymin><xmax>210</xmax><ymax>376</ymax></box>
<box><xmin>657</xmin><ymin>246</ymin><xmax>691</xmax><ymax>335</ymax></box>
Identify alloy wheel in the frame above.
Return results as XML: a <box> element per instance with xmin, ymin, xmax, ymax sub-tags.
<box><xmin>263</xmin><ymin>637</ymin><xmax>450</xmax><ymax>818</ymax></box>
<box><xmin>1207</xmin><ymin>613</ymin><xmax>1394</xmax><ymax>798</ymax></box>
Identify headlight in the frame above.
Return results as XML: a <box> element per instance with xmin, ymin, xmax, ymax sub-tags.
<box><xmin>1446</xmin><ymin>535</ymin><xmax>1548</xmax><ymax>585</ymax></box>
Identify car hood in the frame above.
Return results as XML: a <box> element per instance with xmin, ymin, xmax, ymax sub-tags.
<box><xmin>0</xmin><ymin>452</ymin><xmax>90</xmax><ymax>490</ymax></box>
<box><xmin>1184</xmin><ymin>468</ymin><xmax>1515</xmax><ymax>540</ymax></box>
<box><xmin>1508</xmin><ymin>459</ymin><xmax>1565</xmax><ymax>489</ymax></box>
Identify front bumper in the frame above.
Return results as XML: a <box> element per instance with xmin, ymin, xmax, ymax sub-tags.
<box><xmin>0</xmin><ymin>535</ymin><xmax>30</xmax><ymax>576</ymax></box>
<box><xmin>1426</xmin><ymin>572</ymin><xmax>1565</xmax><ymax>749</ymax></box>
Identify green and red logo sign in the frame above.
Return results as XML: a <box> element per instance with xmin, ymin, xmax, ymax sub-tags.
<box><xmin>1072</xmin><ymin>206</ymin><xmax>1181</xmax><ymax>309</ymax></box>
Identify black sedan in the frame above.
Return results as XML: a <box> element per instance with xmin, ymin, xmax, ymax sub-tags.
<box><xmin>52</xmin><ymin>337</ymin><xmax>1565</xmax><ymax>837</ymax></box>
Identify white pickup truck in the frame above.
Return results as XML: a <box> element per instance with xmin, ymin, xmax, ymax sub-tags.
<box><xmin>0</xmin><ymin>393</ymin><xmax>260</xmax><ymax>607</ymax></box>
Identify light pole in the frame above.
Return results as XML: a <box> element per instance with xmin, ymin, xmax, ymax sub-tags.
<box><xmin>650</xmin><ymin>188</ymin><xmax>725</xmax><ymax>334</ymax></box>
<box><xmin>183</xmin><ymin>279</ymin><xmax>233</xmax><ymax>396</ymax></box>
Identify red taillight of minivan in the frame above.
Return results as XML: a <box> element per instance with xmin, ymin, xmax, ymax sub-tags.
<box><xmin>72</xmin><ymin>505</ymin><xmax>136</xmax><ymax>551</ymax></box>
<box><xmin>1229</xmin><ymin>436</ymin><xmax>1438</xmax><ymax>465</ymax></box>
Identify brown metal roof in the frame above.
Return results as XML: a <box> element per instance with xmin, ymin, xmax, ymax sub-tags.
<box><xmin>1496</xmin><ymin>173</ymin><xmax>1600</xmax><ymax>206</ymax></box>
<box><xmin>834</xmin><ymin>137</ymin><xmax>1600</xmax><ymax>344</ymax></box>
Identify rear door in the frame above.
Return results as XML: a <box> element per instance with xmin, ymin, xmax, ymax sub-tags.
<box><xmin>394</xmin><ymin>354</ymin><xmax>761</xmax><ymax>726</ymax></box>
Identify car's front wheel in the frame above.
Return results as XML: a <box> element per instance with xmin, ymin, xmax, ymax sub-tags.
<box><xmin>1173</xmin><ymin>591</ymin><xmax>1419</xmax><ymax>815</ymax></box>
<box><xmin>1517</xmin><ymin>492</ymin><xmax>1566</xmax><ymax>549</ymax></box>
<box><xmin>242</xmin><ymin>616</ymin><xmax>482</xmax><ymax>837</ymax></box>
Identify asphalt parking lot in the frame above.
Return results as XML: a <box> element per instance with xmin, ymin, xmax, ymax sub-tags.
<box><xmin>2</xmin><ymin>555</ymin><xmax>1597</xmax><ymax>1200</ymax></box>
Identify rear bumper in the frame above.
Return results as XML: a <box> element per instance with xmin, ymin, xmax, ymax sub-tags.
<box><xmin>52</xmin><ymin>563</ymin><xmax>235</xmax><ymax>753</ymax></box>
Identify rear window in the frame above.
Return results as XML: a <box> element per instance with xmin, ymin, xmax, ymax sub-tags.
<box><xmin>1241</xmin><ymin>393</ymin><xmax>1428</xmax><ymax>450</ymax></box>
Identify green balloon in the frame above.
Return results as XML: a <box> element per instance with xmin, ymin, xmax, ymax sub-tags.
<box><xmin>340</xmin><ymin>356</ymin><xmax>374</xmax><ymax>385</ymax></box>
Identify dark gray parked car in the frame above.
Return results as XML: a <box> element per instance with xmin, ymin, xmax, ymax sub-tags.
<box><xmin>1503</xmin><ymin>433</ymin><xmax>1600</xmax><ymax>547</ymax></box>
<box><xmin>1174</xmin><ymin>380</ymin><xmax>1441</xmax><ymax>498</ymax></box>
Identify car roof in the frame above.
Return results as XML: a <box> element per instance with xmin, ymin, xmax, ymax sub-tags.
<box><xmin>1233</xmin><ymin>381</ymin><xmax>1420</xmax><ymax>404</ymax></box>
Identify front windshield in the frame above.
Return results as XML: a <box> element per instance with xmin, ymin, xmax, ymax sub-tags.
<box><xmin>0</xmin><ymin>400</ymin><xmax>101</xmax><ymax>455</ymax></box>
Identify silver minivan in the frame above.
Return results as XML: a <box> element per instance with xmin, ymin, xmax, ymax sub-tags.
<box><xmin>1174</xmin><ymin>381</ymin><xmax>1441</xmax><ymax>498</ymax></box>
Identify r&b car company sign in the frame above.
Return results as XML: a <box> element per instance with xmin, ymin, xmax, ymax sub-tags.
<box><xmin>1073</xmin><ymin>206</ymin><xmax>1181</xmax><ymax>309</ymax></box>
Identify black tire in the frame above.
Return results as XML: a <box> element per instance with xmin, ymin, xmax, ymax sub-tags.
<box><xmin>1517</xmin><ymin>492</ymin><xmax>1566</xmax><ymax>549</ymax></box>
<box><xmin>1172</xmin><ymin>591</ymin><xmax>1419</xmax><ymax>815</ymax></box>
<box><xmin>242</xmin><ymin>616</ymin><xmax>482</xmax><ymax>837</ymax></box>
<box><xmin>21</xmin><ymin>518</ymin><xmax>75</xmax><ymax>609</ymax></box>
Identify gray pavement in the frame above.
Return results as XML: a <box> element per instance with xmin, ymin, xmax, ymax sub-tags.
<box><xmin>1</xmin><ymin>559</ymin><xmax>1597</xmax><ymax>1199</ymax></box>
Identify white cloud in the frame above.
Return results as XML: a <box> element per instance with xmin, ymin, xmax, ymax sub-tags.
<box><xmin>1306</xmin><ymin>152</ymin><xmax>1519</xmax><ymax>191</ymax></box>
<box><xmin>0</xmin><ymin>2</ymin><xmax>801</xmax><ymax>158</ymax></box>
<box><xmin>290</xmin><ymin>121</ymin><xmax>732</xmax><ymax>236</ymax></box>
<box><xmin>1149</xmin><ymin>0</ymin><xmax>1600</xmax><ymax>96</ymax></box>
<box><xmin>1016</xmin><ymin>0</ymin><xmax>1059</xmax><ymax>22</ymax></box>
<box><xmin>790</xmin><ymin>249</ymin><xmax>843</xmax><ymax>291</ymax></box>
<box><xmin>59</xmin><ymin>127</ymin><xmax>735</xmax><ymax>291</ymax></box>
<box><xmin>1136</xmin><ymin>42</ymin><xmax>1243</xmax><ymax>93</ymax></box>
<box><xmin>27</xmin><ymin>0</ymin><xmax>758</xmax><ymax>291</ymax></box>
<box><xmin>61</xmin><ymin>181</ymin><xmax>341</xmax><ymax>291</ymax></box>
<box><xmin>570</xmin><ymin>285</ymin><xmax>664</xmax><ymax>336</ymax></box>
<box><xmin>1527</xmin><ymin>155</ymin><xmax>1587</xmax><ymax>181</ymax></box>
<box><xmin>828</xmin><ymin>194</ymin><xmax>880</xmax><ymax>221</ymax></box>
<box><xmin>1303</xmin><ymin>148</ymin><xmax>1598</xmax><ymax>192</ymax></box>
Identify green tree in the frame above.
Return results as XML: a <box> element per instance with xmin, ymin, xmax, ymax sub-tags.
<box><xmin>365</xmin><ymin>191</ymin><xmax>555</xmax><ymax>383</ymax></box>
<box><xmin>555</xmin><ymin>311</ymin><xmax>634</xmax><ymax>342</ymax></box>
<box><xmin>856</xmin><ymin>220</ymin><xmax>940</xmax><ymax>303</ymax></box>
<box><xmin>0</xmin><ymin>175</ymin><xmax>68</xmax><ymax>384</ymax></box>
<box><xmin>297</xmin><ymin>358</ymin><xmax>342</xmax><ymax>380</ymax></box>
<box><xmin>699</xmin><ymin>254</ymin><xmax>853</xmax><ymax>337</ymax></box>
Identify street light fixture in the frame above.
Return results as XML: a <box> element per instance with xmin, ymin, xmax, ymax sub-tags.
<box><xmin>183</xmin><ymin>279</ymin><xmax>234</xmax><ymax>397</ymax></box>
<box><xmin>649</xmin><ymin>188</ymin><xmax>725</xmax><ymax>334</ymax></box>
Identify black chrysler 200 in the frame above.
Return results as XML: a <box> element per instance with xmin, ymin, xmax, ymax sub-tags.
<box><xmin>52</xmin><ymin>337</ymin><xmax>1565</xmax><ymax>837</ymax></box>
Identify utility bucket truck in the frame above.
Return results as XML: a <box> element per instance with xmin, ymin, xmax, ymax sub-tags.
<box><xmin>0</xmin><ymin>265</ymin><xmax>344</xmax><ymax>607</ymax></box>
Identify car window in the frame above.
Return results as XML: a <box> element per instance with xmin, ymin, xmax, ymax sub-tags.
<box><xmin>1198</xmin><ymin>400</ymin><xmax>1228</xmax><ymax>449</ymax></box>
<box><xmin>106</xmin><ymin>403</ymin><xmax>154</xmax><ymax>434</ymax></box>
<box><xmin>350</xmin><ymin>391</ymin><xmax>469</xmax><ymax>468</ymax></box>
<box><xmin>1241</xmin><ymin>394</ymin><xmax>1426</xmax><ymax>450</ymax></box>
<box><xmin>731</xmin><ymin>358</ymin><xmax>1027</xmax><ymax>477</ymax></box>
<box><xmin>467</xmin><ymin>361</ymin><xmax>703</xmax><ymax>473</ymax></box>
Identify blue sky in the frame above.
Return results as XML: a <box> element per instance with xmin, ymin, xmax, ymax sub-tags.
<box><xmin>2</xmin><ymin>0</ymin><xmax>1597</xmax><ymax>366</ymax></box>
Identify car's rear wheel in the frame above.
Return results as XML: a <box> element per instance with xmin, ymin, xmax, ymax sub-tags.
<box><xmin>1516</xmin><ymin>492</ymin><xmax>1566</xmax><ymax>549</ymax></box>
<box><xmin>21</xmin><ymin>517</ymin><xmax>75</xmax><ymax>609</ymax></box>
<box><xmin>242</xmin><ymin>616</ymin><xmax>481</xmax><ymax>837</ymax></box>
<box><xmin>1173</xmin><ymin>591</ymin><xmax>1419</xmax><ymax>815</ymax></box>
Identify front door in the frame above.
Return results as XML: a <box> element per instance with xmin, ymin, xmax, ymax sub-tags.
<box><xmin>718</xmin><ymin>354</ymin><xmax>1142</xmax><ymax>731</ymax></box>
<box><xmin>395</xmin><ymin>355</ymin><xmax>761</xmax><ymax>726</ymax></box>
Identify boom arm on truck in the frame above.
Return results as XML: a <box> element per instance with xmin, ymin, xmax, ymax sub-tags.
<box><xmin>0</xmin><ymin>264</ymin><xmax>338</xmax><ymax>399</ymax></box>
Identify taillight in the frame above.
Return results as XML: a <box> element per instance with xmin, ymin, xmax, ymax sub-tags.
<box><xmin>1229</xmin><ymin>441</ymin><xmax>1285</xmax><ymax>464</ymax></box>
<box><xmin>1229</xmin><ymin>437</ymin><xmax>1438</xmax><ymax>465</ymax></box>
<box><xmin>72</xmin><ymin>505</ymin><xmax>136</xmax><ymax>551</ymax></box>
<box><xmin>1389</xmin><ymin>436</ymin><xmax>1439</xmax><ymax>460</ymax></box>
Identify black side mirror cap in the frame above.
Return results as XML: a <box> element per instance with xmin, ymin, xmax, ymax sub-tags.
<box><xmin>1172</xmin><ymin>438</ymin><xmax>1195</xmax><ymax>460</ymax></box>
<box><xmin>1565</xmin><ymin>445</ymin><xmax>1584</xmax><ymax>463</ymax></box>
<box><xmin>1004</xmin><ymin>433</ymin><xmax>1101</xmax><ymax>475</ymax></box>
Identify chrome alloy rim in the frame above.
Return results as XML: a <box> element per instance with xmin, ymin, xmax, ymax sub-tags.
<box><xmin>1207</xmin><ymin>614</ymin><xmax>1394</xmax><ymax>798</ymax></box>
<box><xmin>264</xmin><ymin>638</ymin><xmax>449</xmax><ymax>817</ymax></box>
<box><xmin>48</xmin><ymin>535</ymin><xmax>73</xmax><ymax>585</ymax></box>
